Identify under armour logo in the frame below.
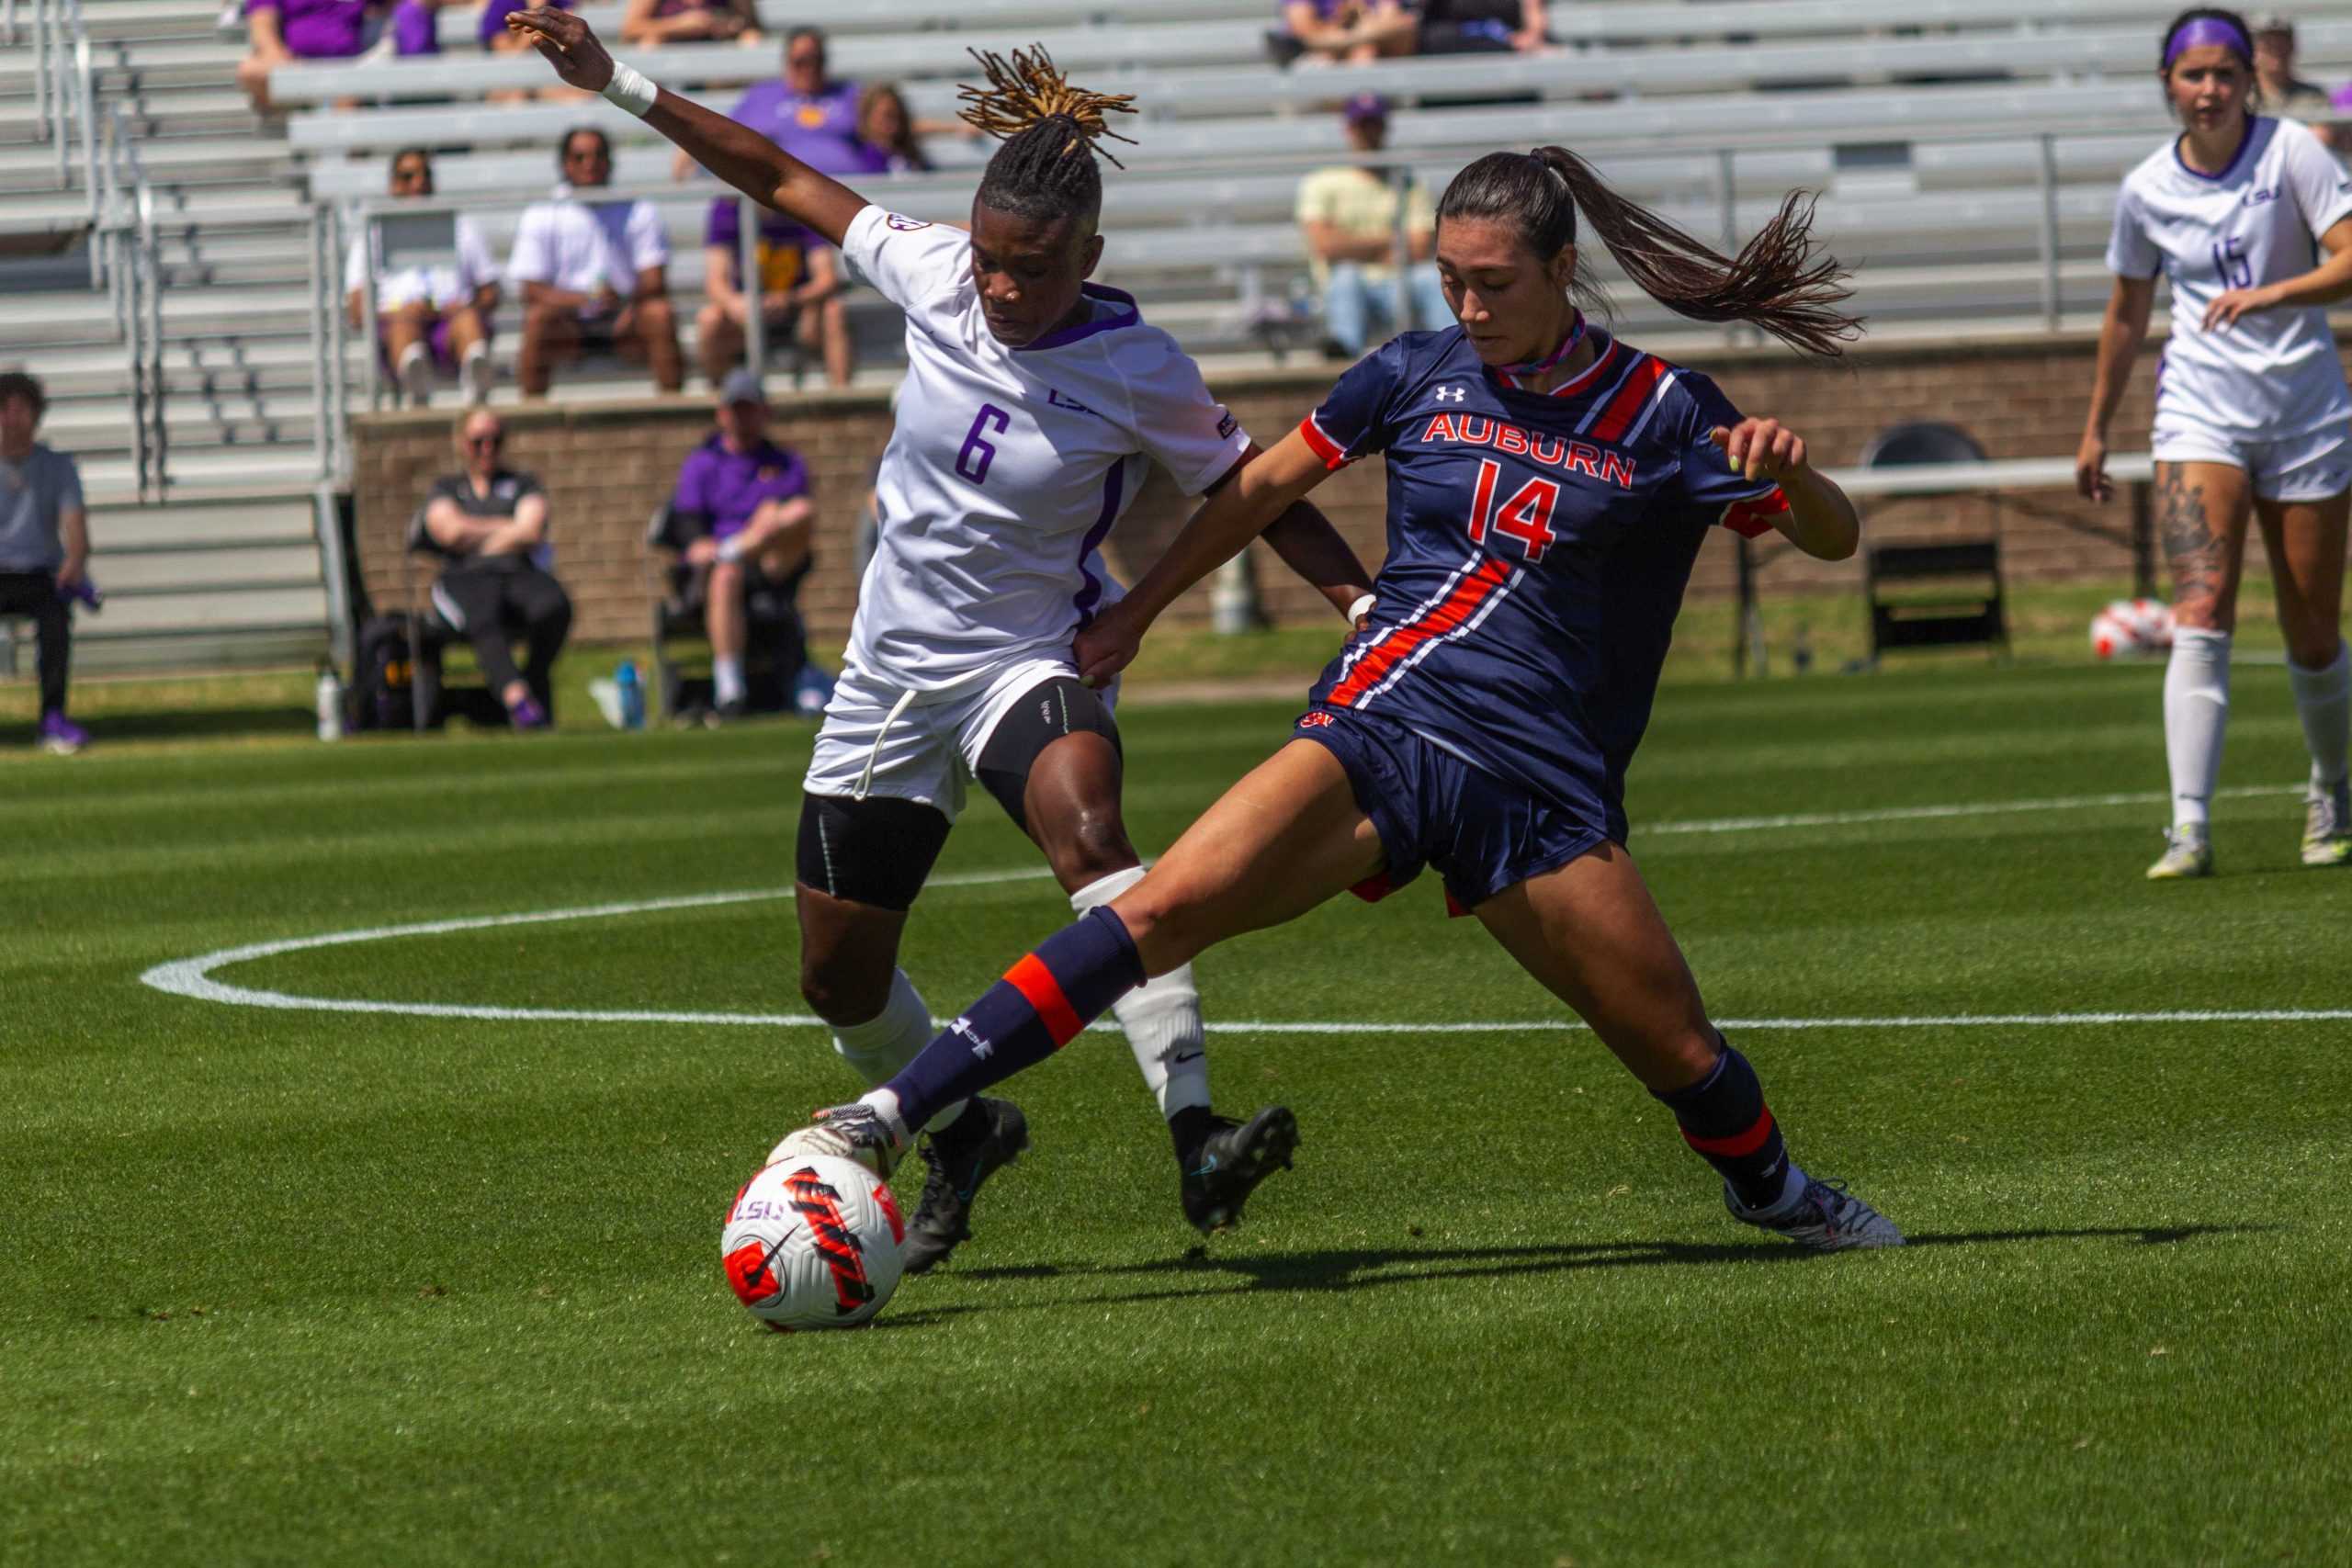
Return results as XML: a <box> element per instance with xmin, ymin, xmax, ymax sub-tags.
<box><xmin>1434</xmin><ymin>386</ymin><xmax>1466</xmax><ymax>403</ymax></box>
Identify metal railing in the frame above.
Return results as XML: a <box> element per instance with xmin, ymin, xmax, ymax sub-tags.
<box><xmin>96</xmin><ymin>103</ymin><xmax>165</xmax><ymax>501</ymax></box>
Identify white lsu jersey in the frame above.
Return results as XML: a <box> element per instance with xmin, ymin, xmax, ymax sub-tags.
<box><xmin>840</xmin><ymin>203</ymin><xmax>1252</xmax><ymax>694</ymax></box>
<box><xmin>2107</xmin><ymin>116</ymin><xmax>2352</xmax><ymax>437</ymax></box>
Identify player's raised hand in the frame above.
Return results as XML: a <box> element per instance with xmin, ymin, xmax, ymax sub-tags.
<box><xmin>2075</xmin><ymin>431</ymin><xmax>2113</xmax><ymax>502</ymax></box>
<box><xmin>1074</xmin><ymin>598</ymin><xmax>1147</xmax><ymax>688</ymax></box>
<box><xmin>504</xmin><ymin>4</ymin><xmax>615</xmax><ymax>93</ymax></box>
<box><xmin>1709</xmin><ymin>418</ymin><xmax>1808</xmax><ymax>485</ymax></box>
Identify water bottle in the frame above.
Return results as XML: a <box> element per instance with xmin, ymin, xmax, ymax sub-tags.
<box><xmin>315</xmin><ymin>661</ymin><xmax>345</xmax><ymax>741</ymax></box>
<box><xmin>615</xmin><ymin>659</ymin><xmax>646</xmax><ymax>731</ymax></box>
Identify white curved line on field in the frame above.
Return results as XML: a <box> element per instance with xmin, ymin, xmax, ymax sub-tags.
<box><xmin>139</xmin><ymin>772</ymin><xmax>2351</xmax><ymax>1034</ymax></box>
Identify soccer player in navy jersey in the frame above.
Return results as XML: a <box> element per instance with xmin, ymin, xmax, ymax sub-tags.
<box><xmin>783</xmin><ymin>145</ymin><xmax>1905</xmax><ymax>1251</ymax></box>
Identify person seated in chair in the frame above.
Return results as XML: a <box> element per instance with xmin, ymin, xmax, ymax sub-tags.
<box><xmin>346</xmin><ymin>148</ymin><xmax>502</xmax><ymax>407</ymax></box>
<box><xmin>420</xmin><ymin>409</ymin><xmax>573</xmax><ymax>729</ymax></box>
<box><xmin>667</xmin><ymin>369</ymin><xmax>814</xmax><ymax>721</ymax></box>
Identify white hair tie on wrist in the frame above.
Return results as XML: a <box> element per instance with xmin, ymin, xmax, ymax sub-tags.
<box><xmin>602</xmin><ymin>62</ymin><xmax>657</xmax><ymax>118</ymax></box>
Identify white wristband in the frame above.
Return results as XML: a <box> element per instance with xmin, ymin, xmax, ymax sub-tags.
<box><xmin>717</xmin><ymin>536</ymin><xmax>744</xmax><ymax>565</ymax></box>
<box><xmin>1345</xmin><ymin>592</ymin><xmax>1377</xmax><ymax>626</ymax></box>
<box><xmin>601</xmin><ymin>61</ymin><xmax>657</xmax><ymax>118</ymax></box>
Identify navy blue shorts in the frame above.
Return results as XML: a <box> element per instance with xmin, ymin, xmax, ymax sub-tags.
<box><xmin>1294</xmin><ymin>706</ymin><xmax>1614</xmax><ymax>913</ymax></box>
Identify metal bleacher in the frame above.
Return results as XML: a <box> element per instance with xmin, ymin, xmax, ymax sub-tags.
<box><xmin>10</xmin><ymin>0</ymin><xmax>2352</xmax><ymax>679</ymax></box>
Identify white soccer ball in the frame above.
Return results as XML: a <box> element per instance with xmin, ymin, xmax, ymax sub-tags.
<box><xmin>721</xmin><ymin>1153</ymin><xmax>907</xmax><ymax>1332</ymax></box>
<box><xmin>2089</xmin><ymin>597</ymin><xmax>2175</xmax><ymax>660</ymax></box>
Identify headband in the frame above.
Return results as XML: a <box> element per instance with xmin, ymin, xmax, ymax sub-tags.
<box><xmin>2164</xmin><ymin>16</ymin><xmax>2252</xmax><ymax>67</ymax></box>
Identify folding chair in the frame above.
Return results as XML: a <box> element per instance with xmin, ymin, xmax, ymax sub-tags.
<box><xmin>643</xmin><ymin>504</ymin><xmax>819</xmax><ymax>721</ymax></box>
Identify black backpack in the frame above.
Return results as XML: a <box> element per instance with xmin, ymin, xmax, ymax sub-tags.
<box><xmin>346</xmin><ymin>614</ymin><xmax>443</xmax><ymax>732</ymax></box>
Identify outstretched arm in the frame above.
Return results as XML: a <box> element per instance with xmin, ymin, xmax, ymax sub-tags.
<box><xmin>1077</xmin><ymin>431</ymin><xmax>1336</xmax><ymax>683</ymax></box>
<box><xmin>506</xmin><ymin>7</ymin><xmax>868</xmax><ymax>248</ymax></box>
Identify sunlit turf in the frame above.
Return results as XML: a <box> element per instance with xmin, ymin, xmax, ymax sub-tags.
<box><xmin>4</xmin><ymin>660</ymin><xmax>2346</xmax><ymax>1565</ymax></box>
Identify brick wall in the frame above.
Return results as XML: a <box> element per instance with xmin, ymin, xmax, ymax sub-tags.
<box><xmin>349</xmin><ymin>325</ymin><xmax>2181</xmax><ymax>647</ymax></box>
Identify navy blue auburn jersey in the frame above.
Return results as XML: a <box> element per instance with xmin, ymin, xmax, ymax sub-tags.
<box><xmin>1297</xmin><ymin>325</ymin><xmax>1788</xmax><ymax>837</ymax></box>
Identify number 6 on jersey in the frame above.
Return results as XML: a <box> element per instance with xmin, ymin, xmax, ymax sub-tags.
<box><xmin>1466</xmin><ymin>458</ymin><xmax>1562</xmax><ymax>562</ymax></box>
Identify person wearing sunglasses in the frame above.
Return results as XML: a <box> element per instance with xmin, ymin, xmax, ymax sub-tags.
<box><xmin>345</xmin><ymin>148</ymin><xmax>502</xmax><ymax>407</ymax></box>
<box><xmin>508</xmin><ymin>127</ymin><xmax>685</xmax><ymax>397</ymax></box>
<box><xmin>417</xmin><ymin>409</ymin><xmax>574</xmax><ymax>729</ymax></box>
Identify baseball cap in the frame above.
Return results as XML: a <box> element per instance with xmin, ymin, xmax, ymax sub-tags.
<box><xmin>1342</xmin><ymin>92</ymin><xmax>1390</xmax><ymax>124</ymax></box>
<box><xmin>718</xmin><ymin>367</ymin><xmax>765</xmax><ymax>406</ymax></box>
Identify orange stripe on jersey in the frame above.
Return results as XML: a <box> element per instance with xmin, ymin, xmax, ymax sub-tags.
<box><xmin>1002</xmin><ymin>953</ymin><xmax>1084</xmax><ymax>1047</ymax></box>
<box><xmin>1721</xmin><ymin>488</ymin><xmax>1791</xmax><ymax>538</ymax></box>
<box><xmin>1586</xmin><ymin>355</ymin><xmax>1667</xmax><ymax>444</ymax></box>
<box><xmin>1327</xmin><ymin>558</ymin><xmax>1511</xmax><ymax>707</ymax></box>
<box><xmin>1297</xmin><ymin>413</ymin><xmax>1350</xmax><ymax>470</ymax></box>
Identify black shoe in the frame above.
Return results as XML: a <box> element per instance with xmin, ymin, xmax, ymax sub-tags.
<box><xmin>1179</xmin><ymin>1105</ymin><xmax>1298</xmax><ymax>1235</ymax></box>
<box><xmin>705</xmin><ymin>697</ymin><xmax>749</xmax><ymax>728</ymax></box>
<box><xmin>900</xmin><ymin>1098</ymin><xmax>1030</xmax><ymax>1274</ymax></box>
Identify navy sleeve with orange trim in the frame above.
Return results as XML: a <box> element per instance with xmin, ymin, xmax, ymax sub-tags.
<box><xmin>1298</xmin><ymin>337</ymin><xmax>1409</xmax><ymax>470</ymax></box>
<box><xmin>1671</xmin><ymin>371</ymin><xmax>1789</xmax><ymax>539</ymax></box>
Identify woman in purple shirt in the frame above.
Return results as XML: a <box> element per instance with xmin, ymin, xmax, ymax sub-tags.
<box><xmin>237</xmin><ymin>0</ymin><xmax>369</xmax><ymax>112</ymax></box>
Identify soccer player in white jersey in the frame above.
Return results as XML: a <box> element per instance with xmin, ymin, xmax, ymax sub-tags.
<box><xmin>510</xmin><ymin>12</ymin><xmax>1377</xmax><ymax>1266</ymax></box>
<box><xmin>2077</xmin><ymin>6</ymin><xmax>2352</xmax><ymax>877</ymax></box>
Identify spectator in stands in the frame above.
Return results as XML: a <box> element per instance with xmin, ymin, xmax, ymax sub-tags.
<box><xmin>508</xmin><ymin>127</ymin><xmax>684</xmax><ymax>396</ymax></box>
<box><xmin>420</xmin><ymin>408</ymin><xmax>572</xmax><ymax>728</ymax></box>
<box><xmin>697</xmin><ymin>198</ymin><xmax>851</xmax><ymax>389</ymax></box>
<box><xmin>1274</xmin><ymin>0</ymin><xmax>1419</xmax><ymax>66</ymax></box>
<box><xmin>345</xmin><ymin>148</ymin><xmax>501</xmax><ymax>406</ymax></box>
<box><xmin>1416</xmin><ymin>0</ymin><xmax>1550</xmax><ymax>55</ymax></box>
<box><xmin>1296</xmin><ymin>95</ymin><xmax>1446</xmax><ymax>358</ymax></box>
<box><xmin>0</xmin><ymin>371</ymin><xmax>91</xmax><ymax>755</ymax></box>
<box><xmin>669</xmin><ymin>369</ymin><xmax>814</xmax><ymax>721</ymax></box>
<box><xmin>619</xmin><ymin>0</ymin><xmax>760</xmax><ymax>49</ymax></box>
<box><xmin>481</xmin><ymin>0</ymin><xmax>589</xmax><ymax>99</ymax></box>
<box><xmin>854</xmin><ymin>82</ymin><xmax>932</xmax><ymax>175</ymax></box>
<box><xmin>386</xmin><ymin>0</ymin><xmax>457</xmax><ymax>57</ymax></box>
<box><xmin>2252</xmin><ymin>14</ymin><xmax>2346</xmax><ymax>147</ymax></box>
<box><xmin>236</xmin><ymin>0</ymin><xmax>370</xmax><ymax>112</ymax></box>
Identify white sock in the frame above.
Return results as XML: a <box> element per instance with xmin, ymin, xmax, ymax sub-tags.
<box><xmin>2288</xmin><ymin>639</ymin><xmax>2351</xmax><ymax>795</ymax></box>
<box><xmin>713</xmin><ymin>654</ymin><xmax>747</xmax><ymax>707</ymax></box>
<box><xmin>2163</xmin><ymin>627</ymin><xmax>2233</xmax><ymax>831</ymax></box>
<box><xmin>1070</xmin><ymin>865</ymin><xmax>1211</xmax><ymax>1120</ymax></box>
<box><xmin>830</xmin><ymin>969</ymin><xmax>963</xmax><ymax>1134</ymax></box>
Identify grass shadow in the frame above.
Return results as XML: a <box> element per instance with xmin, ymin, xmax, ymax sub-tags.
<box><xmin>888</xmin><ymin>1224</ymin><xmax>2264</xmax><ymax>1325</ymax></box>
<box><xmin>1</xmin><ymin>705</ymin><xmax>314</xmax><ymax>748</ymax></box>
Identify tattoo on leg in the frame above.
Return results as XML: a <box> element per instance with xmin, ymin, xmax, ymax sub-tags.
<box><xmin>2159</xmin><ymin>468</ymin><xmax>2224</xmax><ymax>617</ymax></box>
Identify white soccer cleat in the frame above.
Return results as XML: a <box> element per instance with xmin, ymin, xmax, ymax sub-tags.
<box><xmin>766</xmin><ymin>1101</ymin><xmax>908</xmax><ymax>1179</ymax></box>
<box><xmin>2302</xmin><ymin>780</ymin><xmax>2352</xmax><ymax>868</ymax></box>
<box><xmin>1727</xmin><ymin>1174</ymin><xmax>1905</xmax><ymax>1252</ymax></box>
<box><xmin>2146</xmin><ymin>825</ymin><xmax>2213</xmax><ymax>881</ymax></box>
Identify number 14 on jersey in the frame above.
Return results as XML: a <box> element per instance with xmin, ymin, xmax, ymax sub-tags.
<box><xmin>1467</xmin><ymin>458</ymin><xmax>1562</xmax><ymax>562</ymax></box>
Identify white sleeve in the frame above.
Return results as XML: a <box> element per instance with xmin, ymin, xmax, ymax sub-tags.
<box><xmin>506</xmin><ymin>205</ymin><xmax>553</xmax><ymax>286</ymax></box>
<box><xmin>2279</xmin><ymin>122</ymin><xmax>2352</xmax><ymax>242</ymax></box>
<box><xmin>840</xmin><ymin>203</ymin><xmax>970</xmax><ymax>314</ymax></box>
<box><xmin>343</xmin><ymin>233</ymin><xmax>370</xmax><ymax>291</ymax></box>
<box><xmin>627</xmin><ymin>199</ymin><xmax>669</xmax><ymax>273</ymax></box>
<box><xmin>1118</xmin><ymin>334</ymin><xmax>1253</xmax><ymax>497</ymax></box>
<box><xmin>2104</xmin><ymin>183</ymin><xmax>2161</xmax><ymax>280</ymax></box>
<box><xmin>456</xmin><ymin>216</ymin><xmax>498</xmax><ymax>294</ymax></box>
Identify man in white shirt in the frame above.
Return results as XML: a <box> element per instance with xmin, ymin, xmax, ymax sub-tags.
<box><xmin>345</xmin><ymin>148</ymin><xmax>503</xmax><ymax>407</ymax></box>
<box><xmin>507</xmin><ymin>127</ymin><xmax>683</xmax><ymax>395</ymax></box>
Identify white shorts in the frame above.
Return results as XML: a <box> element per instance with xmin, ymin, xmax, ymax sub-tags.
<box><xmin>800</xmin><ymin>654</ymin><xmax>1113</xmax><ymax>822</ymax></box>
<box><xmin>2150</xmin><ymin>417</ymin><xmax>2352</xmax><ymax>502</ymax></box>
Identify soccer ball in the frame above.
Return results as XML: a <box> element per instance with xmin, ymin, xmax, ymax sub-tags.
<box><xmin>721</xmin><ymin>1153</ymin><xmax>907</xmax><ymax>1332</ymax></box>
<box><xmin>2088</xmin><ymin>597</ymin><xmax>2175</xmax><ymax>660</ymax></box>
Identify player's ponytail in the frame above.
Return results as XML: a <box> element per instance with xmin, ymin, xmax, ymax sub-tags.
<box><xmin>1437</xmin><ymin>147</ymin><xmax>1861</xmax><ymax>360</ymax></box>
<box><xmin>961</xmin><ymin>46</ymin><xmax>1138</xmax><ymax>227</ymax></box>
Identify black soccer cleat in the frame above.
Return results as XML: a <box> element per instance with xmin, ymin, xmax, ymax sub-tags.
<box><xmin>899</xmin><ymin>1098</ymin><xmax>1030</xmax><ymax>1274</ymax></box>
<box><xmin>1180</xmin><ymin>1105</ymin><xmax>1298</xmax><ymax>1235</ymax></box>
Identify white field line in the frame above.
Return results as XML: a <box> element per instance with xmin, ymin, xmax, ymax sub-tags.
<box><xmin>138</xmin><ymin>784</ymin><xmax>2345</xmax><ymax>1032</ymax></box>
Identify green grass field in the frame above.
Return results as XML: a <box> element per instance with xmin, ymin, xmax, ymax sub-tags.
<box><xmin>5</xmin><ymin>657</ymin><xmax>2347</xmax><ymax>1566</ymax></box>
